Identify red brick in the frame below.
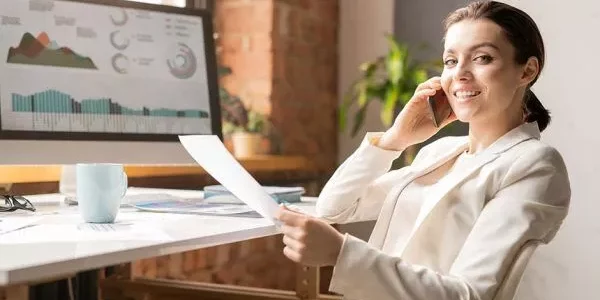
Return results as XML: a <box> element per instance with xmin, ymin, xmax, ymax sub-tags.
<box><xmin>205</xmin><ymin>247</ymin><xmax>218</xmax><ymax>268</ymax></box>
<box><xmin>299</xmin><ymin>16</ymin><xmax>320</xmax><ymax>44</ymax></box>
<box><xmin>218</xmin><ymin>34</ymin><xmax>244</xmax><ymax>53</ymax></box>
<box><xmin>298</xmin><ymin>0</ymin><xmax>312</xmax><ymax>10</ymax></box>
<box><xmin>249</xmin><ymin>237</ymin><xmax>267</xmax><ymax>252</ymax></box>
<box><xmin>141</xmin><ymin>259</ymin><xmax>157</xmax><ymax>278</ymax></box>
<box><xmin>238</xmin><ymin>240</ymin><xmax>251</xmax><ymax>258</ymax></box>
<box><xmin>314</xmin><ymin>0</ymin><xmax>338</xmax><ymax>20</ymax></box>
<box><xmin>195</xmin><ymin>248</ymin><xmax>208</xmax><ymax>269</ymax></box>
<box><xmin>252</xmin><ymin>33</ymin><xmax>273</xmax><ymax>52</ymax></box>
<box><xmin>131</xmin><ymin>261</ymin><xmax>143</xmax><ymax>277</ymax></box>
<box><xmin>220</xmin><ymin>52</ymin><xmax>273</xmax><ymax>80</ymax></box>
<box><xmin>167</xmin><ymin>253</ymin><xmax>184</xmax><ymax>279</ymax></box>
<box><xmin>189</xmin><ymin>270</ymin><xmax>213</xmax><ymax>282</ymax></box>
<box><xmin>182</xmin><ymin>251</ymin><xmax>196</xmax><ymax>273</ymax></box>
<box><xmin>285</xmin><ymin>7</ymin><xmax>299</xmax><ymax>38</ymax></box>
<box><xmin>215</xmin><ymin>244</ymin><xmax>231</xmax><ymax>266</ymax></box>
<box><xmin>217</xmin><ymin>0</ymin><xmax>273</xmax><ymax>34</ymax></box>
<box><xmin>229</xmin><ymin>241</ymin><xmax>241</xmax><ymax>260</ymax></box>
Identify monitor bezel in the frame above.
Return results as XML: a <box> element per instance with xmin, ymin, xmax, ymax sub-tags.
<box><xmin>0</xmin><ymin>0</ymin><xmax>223</xmax><ymax>142</ymax></box>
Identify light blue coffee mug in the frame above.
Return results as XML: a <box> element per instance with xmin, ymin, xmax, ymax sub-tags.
<box><xmin>76</xmin><ymin>163</ymin><xmax>128</xmax><ymax>223</ymax></box>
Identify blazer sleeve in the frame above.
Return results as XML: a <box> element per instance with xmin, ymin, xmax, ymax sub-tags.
<box><xmin>328</xmin><ymin>146</ymin><xmax>571</xmax><ymax>300</ymax></box>
<box><xmin>315</xmin><ymin>132</ymin><xmax>404</xmax><ymax>223</ymax></box>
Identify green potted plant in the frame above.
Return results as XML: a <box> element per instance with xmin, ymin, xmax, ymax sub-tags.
<box><xmin>339</xmin><ymin>34</ymin><xmax>443</xmax><ymax>164</ymax></box>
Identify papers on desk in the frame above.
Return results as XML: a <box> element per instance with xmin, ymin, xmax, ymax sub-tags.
<box><xmin>0</xmin><ymin>213</ymin><xmax>176</xmax><ymax>244</ymax></box>
<box><xmin>130</xmin><ymin>196</ymin><xmax>259</xmax><ymax>217</ymax></box>
<box><xmin>0</xmin><ymin>217</ymin><xmax>40</xmax><ymax>235</ymax></box>
<box><xmin>179</xmin><ymin>135</ymin><xmax>281</xmax><ymax>224</ymax></box>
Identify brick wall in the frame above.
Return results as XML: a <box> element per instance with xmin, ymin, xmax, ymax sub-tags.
<box><xmin>133</xmin><ymin>235</ymin><xmax>297</xmax><ymax>289</ymax></box>
<box><xmin>216</xmin><ymin>0</ymin><xmax>339</xmax><ymax>171</ymax></box>
<box><xmin>129</xmin><ymin>0</ymin><xmax>340</xmax><ymax>292</ymax></box>
<box><xmin>271</xmin><ymin>0</ymin><xmax>339</xmax><ymax>171</ymax></box>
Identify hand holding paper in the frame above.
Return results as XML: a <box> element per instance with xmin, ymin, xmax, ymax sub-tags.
<box><xmin>178</xmin><ymin>135</ymin><xmax>280</xmax><ymax>223</ymax></box>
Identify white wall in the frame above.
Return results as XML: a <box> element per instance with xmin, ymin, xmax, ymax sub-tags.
<box><xmin>338</xmin><ymin>0</ymin><xmax>598</xmax><ymax>298</ymax></box>
<box><xmin>502</xmin><ymin>1</ymin><xmax>597</xmax><ymax>298</ymax></box>
<box><xmin>336</xmin><ymin>0</ymin><xmax>394</xmax><ymax>241</ymax></box>
<box><xmin>337</xmin><ymin>0</ymin><xmax>393</xmax><ymax>164</ymax></box>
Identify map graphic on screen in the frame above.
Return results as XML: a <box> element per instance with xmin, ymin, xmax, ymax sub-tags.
<box><xmin>7</xmin><ymin>32</ymin><xmax>98</xmax><ymax>69</ymax></box>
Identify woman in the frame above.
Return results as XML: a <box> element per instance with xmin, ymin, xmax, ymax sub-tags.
<box><xmin>275</xmin><ymin>1</ymin><xmax>571</xmax><ymax>300</ymax></box>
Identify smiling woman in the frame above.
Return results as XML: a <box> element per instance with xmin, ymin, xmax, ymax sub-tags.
<box><xmin>275</xmin><ymin>1</ymin><xmax>571</xmax><ymax>300</ymax></box>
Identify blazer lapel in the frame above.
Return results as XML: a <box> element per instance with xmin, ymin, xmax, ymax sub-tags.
<box><xmin>409</xmin><ymin>151</ymin><xmax>499</xmax><ymax>240</ymax></box>
<box><xmin>368</xmin><ymin>169</ymin><xmax>417</xmax><ymax>249</ymax></box>
<box><xmin>369</xmin><ymin>139</ymin><xmax>469</xmax><ymax>249</ymax></box>
<box><xmin>368</xmin><ymin>122</ymin><xmax>542</xmax><ymax>250</ymax></box>
<box><xmin>404</xmin><ymin>122</ymin><xmax>542</xmax><ymax>250</ymax></box>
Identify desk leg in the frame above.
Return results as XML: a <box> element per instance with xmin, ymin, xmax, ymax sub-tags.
<box><xmin>295</xmin><ymin>265</ymin><xmax>319</xmax><ymax>300</ymax></box>
<box><xmin>74</xmin><ymin>269</ymin><xmax>100</xmax><ymax>300</ymax></box>
<box><xmin>28</xmin><ymin>279</ymin><xmax>72</xmax><ymax>300</ymax></box>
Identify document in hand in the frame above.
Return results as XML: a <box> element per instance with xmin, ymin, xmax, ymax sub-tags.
<box><xmin>178</xmin><ymin>135</ymin><xmax>280</xmax><ymax>224</ymax></box>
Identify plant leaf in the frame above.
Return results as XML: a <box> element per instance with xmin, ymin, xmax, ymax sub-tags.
<box><xmin>351</xmin><ymin>106</ymin><xmax>368</xmax><ymax>137</ymax></box>
<box><xmin>399</xmin><ymin>91</ymin><xmax>413</xmax><ymax>106</ymax></box>
<box><xmin>381</xmin><ymin>84</ymin><xmax>399</xmax><ymax>126</ymax></box>
<box><xmin>338</xmin><ymin>79</ymin><xmax>360</xmax><ymax>131</ymax></box>
<box><xmin>385</xmin><ymin>35</ymin><xmax>405</xmax><ymax>84</ymax></box>
<box><xmin>412</xmin><ymin>69</ymin><xmax>428</xmax><ymax>86</ymax></box>
<box><xmin>218</xmin><ymin>66</ymin><xmax>232</xmax><ymax>77</ymax></box>
<box><xmin>357</xmin><ymin>82</ymin><xmax>369</xmax><ymax>107</ymax></box>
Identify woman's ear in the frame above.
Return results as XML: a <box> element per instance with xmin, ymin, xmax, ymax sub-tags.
<box><xmin>520</xmin><ymin>56</ymin><xmax>539</xmax><ymax>86</ymax></box>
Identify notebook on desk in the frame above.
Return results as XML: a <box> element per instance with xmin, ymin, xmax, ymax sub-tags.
<box><xmin>129</xmin><ymin>197</ymin><xmax>261</xmax><ymax>217</ymax></box>
<box><xmin>203</xmin><ymin>185</ymin><xmax>305</xmax><ymax>204</ymax></box>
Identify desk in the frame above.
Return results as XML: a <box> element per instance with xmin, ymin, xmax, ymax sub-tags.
<box><xmin>0</xmin><ymin>189</ymin><xmax>338</xmax><ymax>300</ymax></box>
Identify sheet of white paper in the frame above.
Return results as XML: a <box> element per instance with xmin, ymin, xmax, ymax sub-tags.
<box><xmin>0</xmin><ymin>222</ymin><xmax>173</xmax><ymax>244</ymax></box>
<box><xmin>0</xmin><ymin>213</ymin><xmax>176</xmax><ymax>244</ymax></box>
<box><xmin>178</xmin><ymin>135</ymin><xmax>280</xmax><ymax>223</ymax></box>
<box><xmin>0</xmin><ymin>217</ymin><xmax>41</xmax><ymax>235</ymax></box>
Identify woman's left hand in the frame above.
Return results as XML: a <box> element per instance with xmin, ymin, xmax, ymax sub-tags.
<box><xmin>275</xmin><ymin>205</ymin><xmax>344</xmax><ymax>266</ymax></box>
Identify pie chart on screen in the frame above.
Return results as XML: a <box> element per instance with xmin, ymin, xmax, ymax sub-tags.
<box><xmin>111</xmin><ymin>53</ymin><xmax>129</xmax><ymax>74</ymax></box>
<box><xmin>167</xmin><ymin>42</ymin><xmax>197</xmax><ymax>79</ymax></box>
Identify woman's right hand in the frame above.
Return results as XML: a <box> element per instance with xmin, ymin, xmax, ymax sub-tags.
<box><xmin>376</xmin><ymin>77</ymin><xmax>457</xmax><ymax>151</ymax></box>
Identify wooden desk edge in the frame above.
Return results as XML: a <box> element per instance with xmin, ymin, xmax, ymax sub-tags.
<box><xmin>0</xmin><ymin>155</ymin><xmax>320</xmax><ymax>184</ymax></box>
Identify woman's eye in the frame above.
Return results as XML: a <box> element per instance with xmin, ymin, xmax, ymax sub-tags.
<box><xmin>444</xmin><ymin>58</ymin><xmax>457</xmax><ymax>66</ymax></box>
<box><xmin>474</xmin><ymin>55</ymin><xmax>493</xmax><ymax>63</ymax></box>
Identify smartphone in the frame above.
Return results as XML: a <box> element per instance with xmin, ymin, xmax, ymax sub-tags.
<box><xmin>427</xmin><ymin>90</ymin><xmax>453</xmax><ymax>128</ymax></box>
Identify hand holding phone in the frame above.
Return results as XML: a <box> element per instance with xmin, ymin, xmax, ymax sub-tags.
<box><xmin>377</xmin><ymin>77</ymin><xmax>456</xmax><ymax>151</ymax></box>
<box><xmin>427</xmin><ymin>90</ymin><xmax>453</xmax><ymax>128</ymax></box>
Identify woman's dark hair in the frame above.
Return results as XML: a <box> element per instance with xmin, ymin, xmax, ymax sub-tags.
<box><xmin>444</xmin><ymin>1</ymin><xmax>550</xmax><ymax>131</ymax></box>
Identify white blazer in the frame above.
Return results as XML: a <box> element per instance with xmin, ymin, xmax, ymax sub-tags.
<box><xmin>316</xmin><ymin>122</ymin><xmax>571</xmax><ymax>300</ymax></box>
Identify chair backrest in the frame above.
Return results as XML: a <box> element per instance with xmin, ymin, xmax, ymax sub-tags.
<box><xmin>493</xmin><ymin>240</ymin><xmax>541</xmax><ymax>300</ymax></box>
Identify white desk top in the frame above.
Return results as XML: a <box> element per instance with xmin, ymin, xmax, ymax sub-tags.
<box><xmin>0</xmin><ymin>188</ymin><xmax>317</xmax><ymax>286</ymax></box>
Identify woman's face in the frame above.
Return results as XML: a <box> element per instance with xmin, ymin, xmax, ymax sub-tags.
<box><xmin>441</xmin><ymin>19</ymin><xmax>528</xmax><ymax>125</ymax></box>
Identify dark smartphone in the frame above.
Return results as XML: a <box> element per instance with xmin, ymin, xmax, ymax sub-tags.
<box><xmin>427</xmin><ymin>90</ymin><xmax>453</xmax><ymax>128</ymax></box>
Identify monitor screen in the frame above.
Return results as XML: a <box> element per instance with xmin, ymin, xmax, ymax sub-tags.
<box><xmin>0</xmin><ymin>0</ymin><xmax>221</xmax><ymax>164</ymax></box>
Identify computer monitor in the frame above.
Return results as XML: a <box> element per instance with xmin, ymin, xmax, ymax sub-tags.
<box><xmin>0</xmin><ymin>0</ymin><xmax>221</xmax><ymax>164</ymax></box>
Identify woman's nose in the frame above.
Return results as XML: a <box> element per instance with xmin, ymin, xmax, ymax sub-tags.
<box><xmin>453</xmin><ymin>61</ymin><xmax>473</xmax><ymax>81</ymax></box>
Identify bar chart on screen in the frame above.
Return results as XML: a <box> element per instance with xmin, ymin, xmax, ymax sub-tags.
<box><xmin>8</xmin><ymin>89</ymin><xmax>209</xmax><ymax>133</ymax></box>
